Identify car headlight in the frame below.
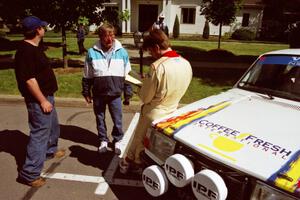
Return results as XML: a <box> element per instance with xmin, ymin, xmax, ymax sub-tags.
<box><xmin>251</xmin><ymin>181</ymin><xmax>298</xmax><ymax>200</ymax></box>
<box><xmin>146</xmin><ymin>129</ymin><xmax>176</xmax><ymax>162</ymax></box>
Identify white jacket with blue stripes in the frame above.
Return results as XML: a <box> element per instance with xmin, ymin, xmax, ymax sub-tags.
<box><xmin>82</xmin><ymin>39</ymin><xmax>131</xmax><ymax>97</ymax></box>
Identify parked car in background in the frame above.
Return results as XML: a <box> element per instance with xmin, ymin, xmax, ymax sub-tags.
<box><xmin>142</xmin><ymin>49</ymin><xmax>300</xmax><ymax>200</ymax></box>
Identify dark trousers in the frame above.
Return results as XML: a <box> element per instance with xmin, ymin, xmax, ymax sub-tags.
<box><xmin>77</xmin><ymin>39</ymin><xmax>85</xmax><ymax>54</ymax></box>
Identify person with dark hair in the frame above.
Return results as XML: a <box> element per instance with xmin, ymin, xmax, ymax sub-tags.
<box><xmin>82</xmin><ymin>23</ymin><xmax>131</xmax><ymax>155</ymax></box>
<box><xmin>152</xmin><ymin>14</ymin><xmax>169</xmax><ymax>37</ymax></box>
<box><xmin>76</xmin><ymin>23</ymin><xmax>86</xmax><ymax>55</ymax></box>
<box><xmin>14</xmin><ymin>16</ymin><xmax>65</xmax><ymax>187</ymax></box>
<box><xmin>119</xmin><ymin>29</ymin><xmax>192</xmax><ymax>174</ymax></box>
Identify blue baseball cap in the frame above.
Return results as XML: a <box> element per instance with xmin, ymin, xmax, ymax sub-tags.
<box><xmin>22</xmin><ymin>16</ymin><xmax>48</xmax><ymax>31</ymax></box>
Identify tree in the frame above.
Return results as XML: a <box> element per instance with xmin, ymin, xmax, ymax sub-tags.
<box><xmin>200</xmin><ymin>0</ymin><xmax>242</xmax><ymax>48</ymax></box>
<box><xmin>202</xmin><ymin>19</ymin><xmax>210</xmax><ymax>39</ymax></box>
<box><xmin>1</xmin><ymin>0</ymin><xmax>106</xmax><ymax>68</ymax></box>
<box><xmin>173</xmin><ymin>15</ymin><xmax>180</xmax><ymax>38</ymax></box>
<box><xmin>118</xmin><ymin>9</ymin><xmax>131</xmax><ymax>35</ymax></box>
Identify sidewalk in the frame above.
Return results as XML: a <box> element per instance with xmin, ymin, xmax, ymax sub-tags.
<box><xmin>0</xmin><ymin>94</ymin><xmax>141</xmax><ymax>112</ymax></box>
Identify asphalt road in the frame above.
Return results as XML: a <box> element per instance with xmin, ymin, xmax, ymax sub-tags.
<box><xmin>0</xmin><ymin>100</ymin><xmax>159</xmax><ymax>200</ymax></box>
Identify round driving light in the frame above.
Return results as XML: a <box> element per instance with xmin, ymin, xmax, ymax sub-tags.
<box><xmin>164</xmin><ymin>154</ymin><xmax>194</xmax><ymax>187</ymax></box>
<box><xmin>192</xmin><ymin>169</ymin><xmax>228</xmax><ymax>200</ymax></box>
<box><xmin>142</xmin><ymin>165</ymin><xmax>169</xmax><ymax>197</ymax></box>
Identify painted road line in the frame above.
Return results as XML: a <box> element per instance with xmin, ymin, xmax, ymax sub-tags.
<box><xmin>119</xmin><ymin>112</ymin><xmax>140</xmax><ymax>158</ymax></box>
<box><xmin>42</xmin><ymin>113</ymin><xmax>141</xmax><ymax>196</ymax></box>
<box><xmin>97</xmin><ymin>112</ymin><xmax>140</xmax><ymax>195</ymax></box>
<box><xmin>41</xmin><ymin>172</ymin><xmax>105</xmax><ymax>183</ymax></box>
<box><xmin>95</xmin><ymin>182</ymin><xmax>110</xmax><ymax>195</ymax></box>
<box><xmin>104</xmin><ymin>112</ymin><xmax>140</xmax><ymax>183</ymax></box>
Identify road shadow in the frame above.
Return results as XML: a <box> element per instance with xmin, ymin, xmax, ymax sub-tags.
<box><xmin>172</xmin><ymin>45</ymin><xmax>257</xmax><ymax>63</ymax></box>
<box><xmin>0</xmin><ymin>129</ymin><xmax>28</xmax><ymax>171</ymax></box>
<box><xmin>60</xmin><ymin>124</ymin><xmax>98</xmax><ymax>147</ymax></box>
<box><xmin>68</xmin><ymin>145</ymin><xmax>115</xmax><ymax>171</ymax></box>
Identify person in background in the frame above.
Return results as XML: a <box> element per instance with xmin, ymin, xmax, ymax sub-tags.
<box><xmin>15</xmin><ymin>16</ymin><xmax>65</xmax><ymax>187</ymax></box>
<box><xmin>77</xmin><ymin>23</ymin><xmax>86</xmax><ymax>55</ymax></box>
<box><xmin>119</xmin><ymin>29</ymin><xmax>192</xmax><ymax>174</ymax></box>
<box><xmin>152</xmin><ymin>14</ymin><xmax>169</xmax><ymax>37</ymax></box>
<box><xmin>82</xmin><ymin>23</ymin><xmax>131</xmax><ymax>155</ymax></box>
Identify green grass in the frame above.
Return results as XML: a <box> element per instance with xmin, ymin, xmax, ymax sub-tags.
<box><xmin>0</xmin><ymin>68</ymin><xmax>230</xmax><ymax>104</ymax></box>
<box><xmin>0</xmin><ymin>31</ymin><xmax>289</xmax><ymax>103</ymax></box>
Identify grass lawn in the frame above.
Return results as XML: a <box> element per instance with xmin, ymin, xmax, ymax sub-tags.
<box><xmin>0</xmin><ymin>65</ymin><xmax>231</xmax><ymax>104</ymax></box>
<box><xmin>0</xmin><ymin>31</ymin><xmax>289</xmax><ymax>103</ymax></box>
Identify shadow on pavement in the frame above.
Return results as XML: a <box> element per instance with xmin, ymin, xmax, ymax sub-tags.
<box><xmin>69</xmin><ymin>145</ymin><xmax>115</xmax><ymax>171</ymax></box>
<box><xmin>0</xmin><ymin>129</ymin><xmax>27</xmax><ymax>171</ymax></box>
<box><xmin>60</xmin><ymin>124</ymin><xmax>98</xmax><ymax>147</ymax></box>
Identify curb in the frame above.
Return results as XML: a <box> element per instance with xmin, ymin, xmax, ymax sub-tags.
<box><xmin>0</xmin><ymin>94</ymin><xmax>141</xmax><ymax>112</ymax></box>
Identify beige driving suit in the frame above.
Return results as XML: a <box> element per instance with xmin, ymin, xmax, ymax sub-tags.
<box><xmin>127</xmin><ymin>52</ymin><xmax>193</xmax><ymax>164</ymax></box>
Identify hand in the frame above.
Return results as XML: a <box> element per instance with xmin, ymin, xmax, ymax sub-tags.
<box><xmin>123</xmin><ymin>99</ymin><xmax>130</xmax><ymax>105</ymax></box>
<box><xmin>40</xmin><ymin>100</ymin><xmax>53</xmax><ymax>113</ymax></box>
<box><xmin>84</xmin><ymin>96</ymin><xmax>92</xmax><ymax>104</ymax></box>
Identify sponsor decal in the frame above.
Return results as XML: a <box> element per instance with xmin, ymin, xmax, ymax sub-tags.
<box><xmin>192</xmin><ymin>181</ymin><xmax>218</xmax><ymax>199</ymax></box>
<box><xmin>165</xmin><ymin>164</ymin><xmax>184</xmax><ymax>181</ymax></box>
<box><xmin>258</xmin><ymin>56</ymin><xmax>300</xmax><ymax>66</ymax></box>
<box><xmin>154</xmin><ymin>101</ymin><xmax>231</xmax><ymax>136</ymax></box>
<box><xmin>195</xmin><ymin>119</ymin><xmax>292</xmax><ymax>160</ymax></box>
<box><xmin>288</xmin><ymin>57</ymin><xmax>300</xmax><ymax>66</ymax></box>
<box><xmin>143</xmin><ymin>174</ymin><xmax>159</xmax><ymax>190</ymax></box>
<box><xmin>268</xmin><ymin>150</ymin><xmax>300</xmax><ymax>197</ymax></box>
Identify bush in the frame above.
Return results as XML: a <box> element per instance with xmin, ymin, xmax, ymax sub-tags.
<box><xmin>202</xmin><ymin>20</ymin><xmax>210</xmax><ymax>39</ymax></box>
<box><xmin>231</xmin><ymin>28</ymin><xmax>255</xmax><ymax>41</ymax></box>
<box><xmin>173</xmin><ymin>15</ymin><xmax>180</xmax><ymax>38</ymax></box>
<box><xmin>287</xmin><ymin>21</ymin><xmax>300</xmax><ymax>48</ymax></box>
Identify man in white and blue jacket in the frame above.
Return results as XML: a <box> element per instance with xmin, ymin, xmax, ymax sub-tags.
<box><xmin>82</xmin><ymin>23</ymin><xmax>131</xmax><ymax>155</ymax></box>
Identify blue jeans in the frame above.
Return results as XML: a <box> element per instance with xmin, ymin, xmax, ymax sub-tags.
<box><xmin>93</xmin><ymin>96</ymin><xmax>123</xmax><ymax>143</ymax></box>
<box><xmin>19</xmin><ymin>96</ymin><xmax>60</xmax><ymax>182</ymax></box>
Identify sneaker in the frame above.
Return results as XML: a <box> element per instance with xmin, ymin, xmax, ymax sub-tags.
<box><xmin>114</xmin><ymin>141</ymin><xmax>122</xmax><ymax>155</ymax></box>
<box><xmin>17</xmin><ymin>176</ymin><xmax>46</xmax><ymax>187</ymax></box>
<box><xmin>98</xmin><ymin>141</ymin><xmax>108</xmax><ymax>153</ymax></box>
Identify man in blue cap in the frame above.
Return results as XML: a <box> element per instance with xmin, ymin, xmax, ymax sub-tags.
<box><xmin>14</xmin><ymin>16</ymin><xmax>65</xmax><ymax>187</ymax></box>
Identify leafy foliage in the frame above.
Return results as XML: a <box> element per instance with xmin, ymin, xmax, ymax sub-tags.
<box><xmin>119</xmin><ymin>9</ymin><xmax>130</xmax><ymax>22</ymax></box>
<box><xmin>231</xmin><ymin>28</ymin><xmax>256</xmax><ymax>40</ymax></box>
<box><xmin>173</xmin><ymin>15</ymin><xmax>180</xmax><ymax>38</ymax></box>
<box><xmin>200</xmin><ymin>0</ymin><xmax>241</xmax><ymax>26</ymax></box>
<box><xmin>200</xmin><ymin>0</ymin><xmax>242</xmax><ymax>48</ymax></box>
<box><xmin>202</xmin><ymin>20</ymin><xmax>210</xmax><ymax>39</ymax></box>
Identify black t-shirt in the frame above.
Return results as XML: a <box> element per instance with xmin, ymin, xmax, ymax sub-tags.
<box><xmin>15</xmin><ymin>41</ymin><xmax>58</xmax><ymax>101</ymax></box>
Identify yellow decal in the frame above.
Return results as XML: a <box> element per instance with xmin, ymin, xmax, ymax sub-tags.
<box><xmin>154</xmin><ymin>101</ymin><xmax>231</xmax><ymax>136</ymax></box>
<box><xmin>210</xmin><ymin>133</ymin><xmax>245</xmax><ymax>152</ymax></box>
<box><xmin>275</xmin><ymin>156</ymin><xmax>300</xmax><ymax>193</ymax></box>
<box><xmin>198</xmin><ymin>144</ymin><xmax>236</xmax><ymax>162</ymax></box>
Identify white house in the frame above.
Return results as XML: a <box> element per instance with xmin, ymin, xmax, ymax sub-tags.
<box><xmin>103</xmin><ymin>0</ymin><xmax>264</xmax><ymax>36</ymax></box>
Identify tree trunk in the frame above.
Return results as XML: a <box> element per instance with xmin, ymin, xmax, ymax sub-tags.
<box><xmin>62</xmin><ymin>26</ymin><xmax>68</xmax><ymax>68</ymax></box>
<box><xmin>218</xmin><ymin>23</ymin><xmax>222</xmax><ymax>49</ymax></box>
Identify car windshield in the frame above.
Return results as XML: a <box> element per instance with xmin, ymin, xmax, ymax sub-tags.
<box><xmin>237</xmin><ymin>55</ymin><xmax>300</xmax><ymax>102</ymax></box>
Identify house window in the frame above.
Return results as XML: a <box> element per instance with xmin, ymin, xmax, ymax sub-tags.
<box><xmin>181</xmin><ymin>8</ymin><xmax>196</xmax><ymax>24</ymax></box>
<box><xmin>242</xmin><ymin>13</ymin><xmax>250</xmax><ymax>27</ymax></box>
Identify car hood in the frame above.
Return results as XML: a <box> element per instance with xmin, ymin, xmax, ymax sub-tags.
<box><xmin>152</xmin><ymin>88</ymin><xmax>300</xmax><ymax>195</ymax></box>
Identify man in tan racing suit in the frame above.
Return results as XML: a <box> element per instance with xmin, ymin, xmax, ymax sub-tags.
<box><xmin>120</xmin><ymin>29</ymin><xmax>193</xmax><ymax>174</ymax></box>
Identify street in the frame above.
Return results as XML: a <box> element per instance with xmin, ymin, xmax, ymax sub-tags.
<box><xmin>0</xmin><ymin>101</ymin><xmax>158</xmax><ymax>200</ymax></box>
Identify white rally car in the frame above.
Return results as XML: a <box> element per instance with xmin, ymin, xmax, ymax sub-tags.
<box><xmin>141</xmin><ymin>49</ymin><xmax>300</xmax><ymax>200</ymax></box>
